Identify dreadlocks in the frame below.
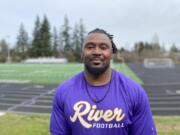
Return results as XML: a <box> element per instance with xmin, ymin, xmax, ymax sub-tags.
<box><xmin>88</xmin><ymin>28</ymin><xmax>118</xmax><ymax>54</ymax></box>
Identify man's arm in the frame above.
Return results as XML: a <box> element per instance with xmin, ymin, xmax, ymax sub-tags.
<box><xmin>50</xmin><ymin>86</ymin><xmax>70</xmax><ymax>135</ymax></box>
<box><xmin>129</xmin><ymin>85</ymin><xmax>157</xmax><ymax>135</ymax></box>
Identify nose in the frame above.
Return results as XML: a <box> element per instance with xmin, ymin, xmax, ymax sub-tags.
<box><xmin>92</xmin><ymin>47</ymin><xmax>102</xmax><ymax>55</ymax></box>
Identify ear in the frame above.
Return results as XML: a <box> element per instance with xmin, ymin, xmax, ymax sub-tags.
<box><xmin>110</xmin><ymin>49</ymin><xmax>113</xmax><ymax>59</ymax></box>
<box><xmin>81</xmin><ymin>51</ymin><xmax>84</xmax><ymax>62</ymax></box>
<box><xmin>110</xmin><ymin>53</ymin><xmax>114</xmax><ymax>60</ymax></box>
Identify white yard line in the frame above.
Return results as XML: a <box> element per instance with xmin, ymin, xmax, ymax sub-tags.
<box><xmin>152</xmin><ymin>107</ymin><xmax>180</xmax><ymax>110</ymax></box>
<box><xmin>0</xmin><ymin>97</ymin><xmax>52</xmax><ymax>102</ymax></box>
<box><xmin>0</xmin><ymin>102</ymin><xmax>52</xmax><ymax>108</ymax></box>
<box><xmin>144</xmin><ymin>82</ymin><xmax>180</xmax><ymax>86</ymax></box>
<box><xmin>21</xmin><ymin>86</ymin><xmax>32</xmax><ymax>91</ymax></box>
<box><xmin>165</xmin><ymin>89</ymin><xmax>175</xmax><ymax>95</ymax></box>
<box><xmin>33</xmin><ymin>85</ymin><xmax>45</xmax><ymax>89</ymax></box>
<box><xmin>0</xmin><ymin>80</ymin><xmax>30</xmax><ymax>83</ymax></box>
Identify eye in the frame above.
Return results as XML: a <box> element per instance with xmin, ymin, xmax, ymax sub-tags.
<box><xmin>100</xmin><ymin>44</ymin><xmax>109</xmax><ymax>50</ymax></box>
<box><xmin>85</xmin><ymin>43</ymin><xmax>95</xmax><ymax>50</ymax></box>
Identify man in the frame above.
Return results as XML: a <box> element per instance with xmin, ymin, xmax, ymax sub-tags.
<box><xmin>50</xmin><ymin>28</ymin><xmax>157</xmax><ymax>135</ymax></box>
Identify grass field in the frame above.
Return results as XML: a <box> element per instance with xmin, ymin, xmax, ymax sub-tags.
<box><xmin>0</xmin><ymin>113</ymin><xmax>180</xmax><ymax>135</ymax></box>
<box><xmin>0</xmin><ymin>63</ymin><xmax>143</xmax><ymax>84</ymax></box>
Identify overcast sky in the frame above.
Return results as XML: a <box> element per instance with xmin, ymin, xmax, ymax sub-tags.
<box><xmin>1</xmin><ymin>0</ymin><xmax>180</xmax><ymax>50</ymax></box>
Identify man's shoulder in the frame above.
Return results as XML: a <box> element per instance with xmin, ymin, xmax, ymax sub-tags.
<box><xmin>114</xmin><ymin>69</ymin><xmax>148</xmax><ymax>108</ymax></box>
<box><xmin>52</xmin><ymin>72</ymin><xmax>83</xmax><ymax>105</ymax></box>
<box><xmin>113</xmin><ymin>69</ymin><xmax>144</xmax><ymax>93</ymax></box>
<box><xmin>113</xmin><ymin>69</ymin><xmax>139</xmax><ymax>86</ymax></box>
<box><xmin>56</xmin><ymin>71</ymin><xmax>83</xmax><ymax>92</ymax></box>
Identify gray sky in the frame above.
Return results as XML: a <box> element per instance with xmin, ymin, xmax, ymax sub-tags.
<box><xmin>1</xmin><ymin>0</ymin><xmax>180</xmax><ymax>50</ymax></box>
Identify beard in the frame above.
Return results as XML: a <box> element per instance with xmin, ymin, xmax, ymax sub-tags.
<box><xmin>84</xmin><ymin>63</ymin><xmax>110</xmax><ymax>77</ymax></box>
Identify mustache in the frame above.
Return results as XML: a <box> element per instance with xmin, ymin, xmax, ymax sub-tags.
<box><xmin>89</xmin><ymin>56</ymin><xmax>104</xmax><ymax>61</ymax></box>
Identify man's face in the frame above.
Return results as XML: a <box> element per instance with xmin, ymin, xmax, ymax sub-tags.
<box><xmin>82</xmin><ymin>32</ymin><xmax>113</xmax><ymax>76</ymax></box>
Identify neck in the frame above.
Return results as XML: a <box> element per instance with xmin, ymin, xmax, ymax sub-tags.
<box><xmin>84</xmin><ymin>67</ymin><xmax>112</xmax><ymax>86</ymax></box>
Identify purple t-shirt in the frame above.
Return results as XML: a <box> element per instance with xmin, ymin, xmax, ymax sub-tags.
<box><xmin>50</xmin><ymin>69</ymin><xmax>157</xmax><ymax>135</ymax></box>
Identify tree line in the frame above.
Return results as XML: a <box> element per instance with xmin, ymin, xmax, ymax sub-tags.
<box><xmin>117</xmin><ymin>41</ymin><xmax>180</xmax><ymax>63</ymax></box>
<box><xmin>0</xmin><ymin>15</ymin><xmax>180</xmax><ymax>63</ymax></box>
<box><xmin>0</xmin><ymin>15</ymin><xmax>86</xmax><ymax>62</ymax></box>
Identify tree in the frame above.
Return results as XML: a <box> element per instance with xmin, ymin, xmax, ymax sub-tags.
<box><xmin>152</xmin><ymin>33</ymin><xmax>160</xmax><ymax>50</ymax></box>
<box><xmin>61</xmin><ymin>15</ymin><xmax>71</xmax><ymax>52</ymax></box>
<box><xmin>58</xmin><ymin>27</ymin><xmax>64</xmax><ymax>51</ymax></box>
<box><xmin>170</xmin><ymin>43</ymin><xmax>179</xmax><ymax>52</ymax></box>
<box><xmin>119</xmin><ymin>47</ymin><xmax>126</xmax><ymax>52</ymax></box>
<box><xmin>71</xmin><ymin>20</ymin><xmax>86</xmax><ymax>62</ymax></box>
<box><xmin>52</xmin><ymin>27</ymin><xmax>59</xmax><ymax>57</ymax></box>
<box><xmin>72</xmin><ymin>23</ymin><xmax>81</xmax><ymax>61</ymax></box>
<box><xmin>144</xmin><ymin>42</ymin><xmax>153</xmax><ymax>50</ymax></box>
<box><xmin>134</xmin><ymin>42</ymin><xmax>144</xmax><ymax>55</ymax></box>
<box><xmin>40</xmin><ymin>15</ymin><xmax>52</xmax><ymax>56</ymax></box>
<box><xmin>15</xmin><ymin>23</ymin><xmax>29</xmax><ymax>60</ymax></box>
<box><xmin>0</xmin><ymin>39</ymin><xmax>8</xmax><ymax>62</ymax></box>
<box><xmin>31</xmin><ymin>15</ymin><xmax>52</xmax><ymax>57</ymax></box>
<box><xmin>79</xmin><ymin>19</ymin><xmax>86</xmax><ymax>49</ymax></box>
<box><xmin>31</xmin><ymin>16</ymin><xmax>41</xmax><ymax>57</ymax></box>
<box><xmin>61</xmin><ymin>15</ymin><xmax>75</xmax><ymax>61</ymax></box>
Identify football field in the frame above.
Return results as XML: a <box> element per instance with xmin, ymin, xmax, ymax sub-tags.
<box><xmin>0</xmin><ymin>63</ymin><xmax>143</xmax><ymax>84</ymax></box>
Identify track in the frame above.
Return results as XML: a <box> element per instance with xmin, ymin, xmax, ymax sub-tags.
<box><xmin>129</xmin><ymin>63</ymin><xmax>180</xmax><ymax>115</ymax></box>
<box><xmin>0</xmin><ymin>83</ymin><xmax>55</xmax><ymax>114</ymax></box>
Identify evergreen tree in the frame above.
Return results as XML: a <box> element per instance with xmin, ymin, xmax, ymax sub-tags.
<box><xmin>71</xmin><ymin>19</ymin><xmax>86</xmax><ymax>62</ymax></box>
<box><xmin>40</xmin><ymin>15</ymin><xmax>52</xmax><ymax>56</ymax></box>
<box><xmin>0</xmin><ymin>39</ymin><xmax>8</xmax><ymax>62</ymax></box>
<box><xmin>152</xmin><ymin>33</ymin><xmax>160</xmax><ymax>50</ymax></box>
<box><xmin>58</xmin><ymin>27</ymin><xmax>64</xmax><ymax>51</ymax></box>
<box><xmin>170</xmin><ymin>43</ymin><xmax>179</xmax><ymax>52</ymax></box>
<box><xmin>31</xmin><ymin>16</ymin><xmax>41</xmax><ymax>57</ymax></box>
<box><xmin>144</xmin><ymin>42</ymin><xmax>153</xmax><ymax>50</ymax></box>
<box><xmin>72</xmin><ymin>23</ymin><xmax>81</xmax><ymax>61</ymax></box>
<box><xmin>61</xmin><ymin>15</ymin><xmax>75</xmax><ymax>61</ymax></box>
<box><xmin>161</xmin><ymin>43</ymin><xmax>166</xmax><ymax>52</ymax></box>
<box><xmin>62</xmin><ymin>15</ymin><xmax>71</xmax><ymax>52</ymax></box>
<box><xmin>134</xmin><ymin>42</ymin><xmax>144</xmax><ymax>56</ymax></box>
<box><xmin>119</xmin><ymin>47</ymin><xmax>125</xmax><ymax>52</ymax></box>
<box><xmin>52</xmin><ymin>27</ymin><xmax>59</xmax><ymax>57</ymax></box>
<box><xmin>15</xmin><ymin>23</ymin><xmax>29</xmax><ymax>59</ymax></box>
<box><xmin>79</xmin><ymin>19</ymin><xmax>86</xmax><ymax>49</ymax></box>
<box><xmin>57</xmin><ymin>27</ymin><xmax>65</xmax><ymax>57</ymax></box>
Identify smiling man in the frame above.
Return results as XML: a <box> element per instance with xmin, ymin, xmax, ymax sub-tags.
<box><xmin>50</xmin><ymin>28</ymin><xmax>157</xmax><ymax>135</ymax></box>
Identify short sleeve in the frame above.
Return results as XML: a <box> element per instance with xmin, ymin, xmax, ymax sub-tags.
<box><xmin>50</xmin><ymin>85</ymin><xmax>70</xmax><ymax>135</ymax></box>
<box><xmin>129</xmin><ymin>85</ymin><xmax>157</xmax><ymax>135</ymax></box>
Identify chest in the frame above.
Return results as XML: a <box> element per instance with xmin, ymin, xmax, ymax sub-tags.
<box><xmin>62</xmin><ymin>86</ymin><xmax>133</xmax><ymax>133</ymax></box>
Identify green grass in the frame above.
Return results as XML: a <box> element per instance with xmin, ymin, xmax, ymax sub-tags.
<box><xmin>0</xmin><ymin>63</ymin><xmax>83</xmax><ymax>84</ymax></box>
<box><xmin>0</xmin><ymin>113</ymin><xmax>180</xmax><ymax>135</ymax></box>
<box><xmin>154</xmin><ymin>116</ymin><xmax>180</xmax><ymax>135</ymax></box>
<box><xmin>0</xmin><ymin>113</ymin><xmax>50</xmax><ymax>135</ymax></box>
<box><xmin>0</xmin><ymin>63</ymin><xmax>143</xmax><ymax>84</ymax></box>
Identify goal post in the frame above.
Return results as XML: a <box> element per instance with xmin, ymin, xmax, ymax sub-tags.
<box><xmin>144</xmin><ymin>58</ymin><xmax>174</xmax><ymax>68</ymax></box>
